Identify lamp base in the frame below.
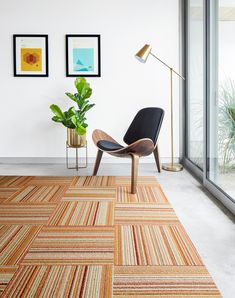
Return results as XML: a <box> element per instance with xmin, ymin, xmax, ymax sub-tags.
<box><xmin>162</xmin><ymin>163</ymin><xmax>183</xmax><ymax>172</ymax></box>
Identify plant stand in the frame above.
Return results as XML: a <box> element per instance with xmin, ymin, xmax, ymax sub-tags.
<box><xmin>66</xmin><ymin>141</ymin><xmax>88</xmax><ymax>171</ymax></box>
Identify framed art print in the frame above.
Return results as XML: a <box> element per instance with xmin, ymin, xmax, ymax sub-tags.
<box><xmin>13</xmin><ymin>35</ymin><xmax>48</xmax><ymax>77</ymax></box>
<box><xmin>66</xmin><ymin>35</ymin><xmax>101</xmax><ymax>77</ymax></box>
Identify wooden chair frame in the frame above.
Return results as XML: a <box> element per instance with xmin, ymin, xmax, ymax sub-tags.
<box><xmin>92</xmin><ymin>129</ymin><xmax>161</xmax><ymax>194</ymax></box>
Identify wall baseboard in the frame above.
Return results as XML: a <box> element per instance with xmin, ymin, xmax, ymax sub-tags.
<box><xmin>0</xmin><ymin>157</ymin><xmax>179</xmax><ymax>164</ymax></box>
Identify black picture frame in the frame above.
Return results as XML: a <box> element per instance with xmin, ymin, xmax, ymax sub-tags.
<box><xmin>13</xmin><ymin>34</ymin><xmax>49</xmax><ymax>77</ymax></box>
<box><xmin>66</xmin><ymin>34</ymin><xmax>101</xmax><ymax>77</ymax></box>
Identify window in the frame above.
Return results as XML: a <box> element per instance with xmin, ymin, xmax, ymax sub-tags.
<box><xmin>208</xmin><ymin>0</ymin><xmax>235</xmax><ymax>199</ymax></box>
<box><xmin>186</xmin><ymin>0</ymin><xmax>204</xmax><ymax>169</ymax></box>
<box><xmin>185</xmin><ymin>0</ymin><xmax>235</xmax><ymax>213</ymax></box>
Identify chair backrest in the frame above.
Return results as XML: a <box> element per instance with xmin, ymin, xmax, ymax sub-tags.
<box><xmin>123</xmin><ymin>107</ymin><xmax>164</xmax><ymax>145</ymax></box>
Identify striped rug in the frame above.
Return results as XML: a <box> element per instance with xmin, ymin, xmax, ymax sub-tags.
<box><xmin>0</xmin><ymin>175</ymin><xmax>221</xmax><ymax>297</ymax></box>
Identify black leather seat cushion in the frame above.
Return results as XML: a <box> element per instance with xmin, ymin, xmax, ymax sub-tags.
<box><xmin>97</xmin><ymin>140</ymin><xmax>124</xmax><ymax>151</ymax></box>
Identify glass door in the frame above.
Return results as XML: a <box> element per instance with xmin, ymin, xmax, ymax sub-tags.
<box><xmin>184</xmin><ymin>0</ymin><xmax>235</xmax><ymax>213</ymax></box>
<box><xmin>207</xmin><ymin>0</ymin><xmax>235</xmax><ymax>201</ymax></box>
<box><xmin>186</xmin><ymin>0</ymin><xmax>204</xmax><ymax>170</ymax></box>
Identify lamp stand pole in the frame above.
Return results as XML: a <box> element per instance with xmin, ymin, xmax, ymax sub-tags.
<box><xmin>149</xmin><ymin>52</ymin><xmax>184</xmax><ymax>172</ymax></box>
<box><xmin>162</xmin><ymin>68</ymin><xmax>183</xmax><ymax>172</ymax></box>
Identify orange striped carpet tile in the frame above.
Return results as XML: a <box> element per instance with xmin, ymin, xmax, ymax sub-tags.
<box><xmin>3</xmin><ymin>265</ymin><xmax>112</xmax><ymax>298</ymax></box>
<box><xmin>4</xmin><ymin>185</ymin><xmax>68</xmax><ymax>204</ymax></box>
<box><xmin>70</xmin><ymin>176</ymin><xmax>116</xmax><ymax>188</ymax></box>
<box><xmin>0</xmin><ymin>176</ymin><xmax>33</xmax><ymax>187</ymax></box>
<box><xmin>116</xmin><ymin>185</ymin><xmax>168</xmax><ymax>204</ymax></box>
<box><xmin>0</xmin><ymin>189</ymin><xmax>19</xmax><ymax>205</ymax></box>
<box><xmin>0</xmin><ymin>225</ymin><xmax>41</xmax><ymax>265</ymax></box>
<box><xmin>63</xmin><ymin>187</ymin><xmax>116</xmax><ymax>201</ymax></box>
<box><xmin>115</xmin><ymin>204</ymin><xmax>178</xmax><ymax>224</ymax></box>
<box><xmin>115</xmin><ymin>176</ymin><xmax>159</xmax><ymax>186</ymax></box>
<box><xmin>0</xmin><ymin>204</ymin><xmax>57</xmax><ymax>225</ymax></box>
<box><xmin>114</xmin><ymin>225</ymin><xmax>203</xmax><ymax>266</ymax></box>
<box><xmin>48</xmin><ymin>201</ymin><xmax>114</xmax><ymax>226</ymax></box>
<box><xmin>0</xmin><ymin>266</ymin><xmax>18</xmax><ymax>296</ymax></box>
<box><xmin>22</xmin><ymin>226</ymin><xmax>114</xmax><ymax>265</ymax></box>
<box><xmin>113</xmin><ymin>266</ymin><xmax>221</xmax><ymax>297</ymax></box>
<box><xmin>26</xmin><ymin>176</ymin><xmax>73</xmax><ymax>186</ymax></box>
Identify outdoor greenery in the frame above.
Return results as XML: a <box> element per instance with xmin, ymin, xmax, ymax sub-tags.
<box><xmin>218</xmin><ymin>79</ymin><xmax>235</xmax><ymax>172</ymax></box>
<box><xmin>50</xmin><ymin>77</ymin><xmax>95</xmax><ymax>135</ymax></box>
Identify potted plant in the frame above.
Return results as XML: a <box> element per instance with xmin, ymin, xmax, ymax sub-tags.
<box><xmin>218</xmin><ymin>79</ymin><xmax>235</xmax><ymax>172</ymax></box>
<box><xmin>50</xmin><ymin>77</ymin><xmax>95</xmax><ymax>147</ymax></box>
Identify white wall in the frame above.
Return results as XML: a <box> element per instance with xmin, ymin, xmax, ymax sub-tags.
<box><xmin>0</xmin><ymin>0</ymin><xmax>180</xmax><ymax>161</ymax></box>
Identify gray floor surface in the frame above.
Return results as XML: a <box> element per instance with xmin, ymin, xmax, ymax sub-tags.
<box><xmin>1</xmin><ymin>162</ymin><xmax>235</xmax><ymax>297</ymax></box>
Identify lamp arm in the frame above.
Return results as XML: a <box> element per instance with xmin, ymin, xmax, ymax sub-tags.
<box><xmin>149</xmin><ymin>52</ymin><xmax>185</xmax><ymax>80</ymax></box>
<box><xmin>172</xmin><ymin>68</ymin><xmax>185</xmax><ymax>80</ymax></box>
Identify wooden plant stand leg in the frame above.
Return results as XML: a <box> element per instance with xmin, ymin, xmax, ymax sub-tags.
<box><xmin>131</xmin><ymin>154</ymin><xmax>139</xmax><ymax>194</ymax></box>
<box><xmin>93</xmin><ymin>149</ymin><xmax>103</xmax><ymax>176</ymax></box>
<box><xmin>153</xmin><ymin>145</ymin><xmax>161</xmax><ymax>173</ymax></box>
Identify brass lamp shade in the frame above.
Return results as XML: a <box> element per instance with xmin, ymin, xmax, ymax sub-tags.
<box><xmin>135</xmin><ymin>44</ymin><xmax>151</xmax><ymax>63</ymax></box>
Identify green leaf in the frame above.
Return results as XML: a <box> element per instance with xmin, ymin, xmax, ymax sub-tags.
<box><xmin>50</xmin><ymin>104</ymin><xmax>64</xmax><ymax>119</ymax></box>
<box><xmin>52</xmin><ymin>116</ymin><xmax>63</xmax><ymax>123</ymax></box>
<box><xmin>75</xmin><ymin>124</ymin><xmax>86</xmax><ymax>135</ymax></box>
<box><xmin>62</xmin><ymin>120</ymin><xmax>75</xmax><ymax>129</ymax></box>
<box><xmin>65</xmin><ymin>92</ymin><xmax>77</xmax><ymax>102</ymax></box>
<box><xmin>74</xmin><ymin>77</ymin><xmax>92</xmax><ymax>101</ymax></box>
<box><xmin>82</xmin><ymin>87</ymin><xmax>92</xmax><ymax>100</ymax></box>
<box><xmin>83</xmin><ymin>103</ymin><xmax>95</xmax><ymax>113</ymax></box>
<box><xmin>74</xmin><ymin>77</ymin><xmax>86</xmax><ymax>95</ymax></box>
<box><xmin>67</xmin><ymin>107</ymin><xmax>76</xmax><ymax>118</ymax></box>
<box><xmin>71</xmin><ymin>115</ymin><xmax>78</xmax><ymax>127</ymax></box>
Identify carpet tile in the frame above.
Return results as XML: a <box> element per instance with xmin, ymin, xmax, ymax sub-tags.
<box><xmin>0</xmin><ymin>204</ymin><xmax>56</xmax><ymax>225</ymax></box>
<box><xmin>117</xmin><ymin>186</ymin><xmax>168</xmax><ymax>204</ymax></box>
<box><xmin>115</xmin><ymin>176</ymin><xmax>158</xmax><ymax>186</ymax></box>
<box><xmin>0</xmin><ymin>189</ymin><xmax>18</xmax><ymax>205</ymax></box>
<box><xmin>48</xmin><ymin>201</ymin><xmax>114</xmax><ymax>226</ymax></box>
<box><xmin>4</xmin><ymin>265</ymin><xmax>112</xmax><ymax>298</ymax></box>
<box><xmin>0</xmin><ymin>176</ymin><xmax>33</xmax><ymax>187</ymax></box>
<box><xmin>63</xmin><ymin>187</ymin><xmax>116</xmax><ymax>201</ymax></box>
<box><xmin>26</xmin><ymin>176</ymin><xmax>73</xmax><ymax>186</ymax></box>
<box><xmin>70</xmin><ymin>176</ymin><xmax>116</xmax><ymax>187</ymax></box>
<box><xmin>115</xmin><ymin>204</ymin><xmax>178</xmax><ymax>224</ymax></box>
<box><xmin>0</xmin><ymin>188</ymin><xmax>19</xmax><ymax>201</ymax></box>
<box><xmin>0</xmin><ymin>266</ymin><xmax>18</xmax><ymax>296</ymax></box>
<box><xmin>114</xmin><ymin>225</ymin><xmax>202</xmax><ymax>266</ymax></box>
<box><xmin>22</xmin><ymin>226</ymin><xmax>114</xmax><ymax>265</ymax></box>
<box><xmin>0</xmin><ymin>225</ymin><xmax>41</xmax><ymax>265</ymax></box>
<box><xmin>0</xmin><ymin>176</ymin><xmax>221</xmax><ymax>297</ymax></box>
<box><xmin>4</xmin><ymin>185</ymin><xmax>67</xmax><ymax>204</ymax></box>
<box><xmin>113</xmin><ymin>266</ymin><xmax>221</xmax><ymax>297</ymax></box>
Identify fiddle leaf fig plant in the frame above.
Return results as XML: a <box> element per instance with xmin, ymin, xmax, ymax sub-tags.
<box><xmin>50</xmin><ymin>77</ymin><xmax>95</xmax><ymax>135</ymax></box>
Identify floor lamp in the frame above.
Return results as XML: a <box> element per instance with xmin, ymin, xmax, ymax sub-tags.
<box><xmin>135</xmin><ymin>44</ymin><xmax>185</xmax><ymax>172</ymax></box>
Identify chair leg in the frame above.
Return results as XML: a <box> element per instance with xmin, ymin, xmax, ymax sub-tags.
<box><xmin>93</xmin><ymin>150</ymin><xmax>103</xmax><ymax>176</ymax></box>
<box><xmin>153</xmin><ymin>145</ymin><xmax>161</xmax><ymax>173</ymax></box>
<box><xmin>131</xmin><ymin>154</ymin><xmax>139</xmax><ymax>194</ymax></box>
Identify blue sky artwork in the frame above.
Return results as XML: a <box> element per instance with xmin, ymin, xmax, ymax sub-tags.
<box><xmin>73</xmin><ymin>48</ymin><xmax>94</xmax><ymax>72</ymax></box>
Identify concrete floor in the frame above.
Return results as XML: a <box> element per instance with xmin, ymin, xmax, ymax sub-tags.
<box><xmin>0</xmin><ymin>162</ymin><xmax>235</xmax><ymax>297</ymax></box>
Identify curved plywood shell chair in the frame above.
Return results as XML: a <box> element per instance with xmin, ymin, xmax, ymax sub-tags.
<box><xmin>92</xmin><ymin>107</ymin><xmax>164</xmax><ymax>194</ymax></box>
